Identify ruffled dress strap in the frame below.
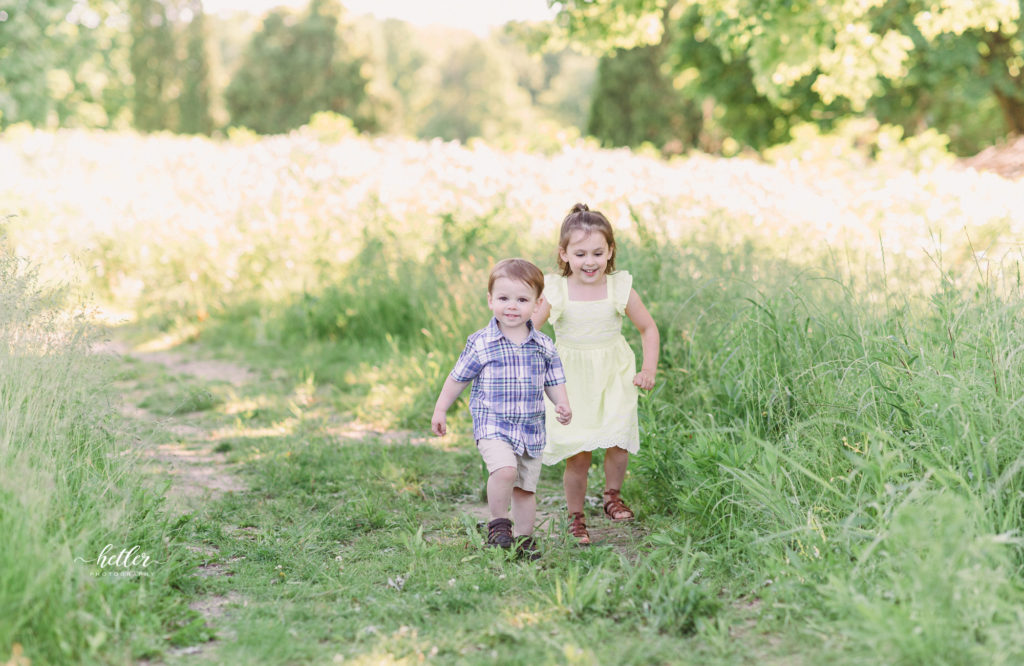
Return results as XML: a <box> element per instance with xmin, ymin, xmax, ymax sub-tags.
<box><xmin>610</xmin><ymin>270</ymin><xmax>633</xmax><ymax>316</ymax></box>
<box><xmin>543</xmin><ymin>273</ymin><xmax>567</xmax><ymax>326</ymax></box>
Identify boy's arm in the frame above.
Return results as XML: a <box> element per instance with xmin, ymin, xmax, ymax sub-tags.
<box><xmin>544</xmin><ymin>384</ymin><xmax>572</xmax><ymax>425</ymax></box>
<box><xmin>432</xmin><ymin>376</ymin><xmax>471</xmax><ymax>436</ymax></box>
<box><xmin>625</xmin><ymin>288</ymin><xmax>660</xmax><ymax>390</ymax></box>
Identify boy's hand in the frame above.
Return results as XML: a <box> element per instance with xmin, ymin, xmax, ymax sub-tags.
<box><xmin>633</xmin><ymin>369</ymin><xmax>656</xmax><ymax>391</ymax></box>
<box><xmin>555</xmin><ymin>403</ymin><xmax>572</xmax><ymax>425</ymax></box>
<box><xmin>431</xmin><ymin>411</ymin><xmax>447</xmax><ymax>436</ymax></box>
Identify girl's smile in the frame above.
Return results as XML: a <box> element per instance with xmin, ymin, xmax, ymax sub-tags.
<box><xmin>560</xmin><ymin>230</ymin><xmax>612</xmax><ymax>284</ymax></box>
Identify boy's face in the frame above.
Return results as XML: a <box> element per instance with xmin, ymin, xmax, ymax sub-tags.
<box><xmin>487</xmin><ymin>277</ymin><xmax>540</xmax><ymax>333</ymax></box>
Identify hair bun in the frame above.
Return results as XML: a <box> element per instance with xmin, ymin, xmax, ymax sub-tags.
<box><xmin>570</xmin><ymin>203</ymin><xmax>589</xmax><ymax>213</ymax></box>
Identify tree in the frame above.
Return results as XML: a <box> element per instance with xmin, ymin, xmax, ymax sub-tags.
<box><xmin>550</xmin><ymin>0</ymin><xmax>1024</xmax><ymax>146</ymax></box>
<box><xmin>129</xmin><ymin>0</ymin><xmax>177</xmax><ymax>131</ymax></box>
<box><xmin>588</xmin><ymin>42</ymin><xmax>702</xmax><ymax>149</ymax></box>
<box><xmin>224</xmin><ymin>0</ymin><xmax>373</xmax><ymax>134</ymax></box>
<box><xmin>0</xmin><ymin>1</ymin><xmax>69</xmax><ymax>126</ymax></box>
<box><xmin>178</xmin><ymin>0</ymin><xmax>214</xmax><ymax>134</ymax></box>
<box><xmin>0</xmin><ymin>0</ymin><xmax>132</xmax><ymax>129</ymax></box>
<box><xmin>416</xmin><ymin>37</ymin><xmax>532</xmax><ymax>142</ymax></box>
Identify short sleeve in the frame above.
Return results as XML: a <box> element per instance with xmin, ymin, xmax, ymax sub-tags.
<box><xmin>611</xmin><ymin>270</ymin><xmax>633</xmax><ymax>316</ymax></box>
<box><xmin>543</xmin><ymin>349</ymin><xmax>566</xmax><ymax>387</ymax></box>
<box><xmin>450</xmin><ymin>337</ymin><xmax>483</xmax><ymax>382</ymax></box>
<box><xmin>542</xmin><ymin>274</ymin><xmax>566</xmax><ymax>326</ymax></box>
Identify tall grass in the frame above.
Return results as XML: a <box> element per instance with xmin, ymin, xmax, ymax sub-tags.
<box><xmin>5</xmin><ymin>123</ymin><xmax>1024</xmax><ymax>661</ymax></box>
<box><xmin>0</xmin><ymin>243</ymin><xmax>193</xmax><ymax>664</ymax></box>
<box><xmin>625</xmin><ymin>218</ymin><xmax>1024</xmax><ymax>660</ymax></box>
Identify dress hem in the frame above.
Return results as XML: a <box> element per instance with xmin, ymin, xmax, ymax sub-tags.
<box><xmin>542</xmin><ymin>439</ymin><xmax>640</xmax><ymax>465</ymax></box>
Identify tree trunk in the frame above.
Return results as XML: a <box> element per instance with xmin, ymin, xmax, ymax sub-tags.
<box><xmin>993</xmin><ymin>89</ymin><xmax>1024</xmax><ymax>135</ymax></box>
<box><xmin>984</xmin><ymin>27</ymin><xmax>1024</xmax><ymax>136</ymax></box>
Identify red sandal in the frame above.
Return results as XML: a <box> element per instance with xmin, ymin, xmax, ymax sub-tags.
<box><xmin>568</xmin><ymin>511</ymin><xmax>591</xmax><ymax>545</ymax></box>
<box><xmin>602</xmin><ymin>489</ymin><xmax>635</xmax><ymax>521</ymax></box>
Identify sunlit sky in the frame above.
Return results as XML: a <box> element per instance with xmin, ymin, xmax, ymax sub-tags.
<box><xmin>202</xmin><ymin>0</ymin><xmax>558</xmax><ymax>35</ymax></box>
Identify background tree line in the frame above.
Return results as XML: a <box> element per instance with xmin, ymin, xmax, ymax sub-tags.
<box><xmin>1</xmin><ymin>0</ymin><xmax>1021</xmax><ymax>156</ymax></box>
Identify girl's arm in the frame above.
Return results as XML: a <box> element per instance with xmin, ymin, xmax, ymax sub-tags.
<box><xmin>431</xmin><ymin>376</ymin><xmax>471</xmax><ymax>436</ymax></box>
<box><xmin>625</xmin><ymin>288</ymin><xmax>660</xmax><ymax>390</ymax></box>
<box><xmin>531</xmin><ymin>297</ymin><xmax>552</xmax><ymax>330</ymax></box>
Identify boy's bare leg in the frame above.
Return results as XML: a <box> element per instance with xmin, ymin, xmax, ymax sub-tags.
<box><xmin>563</xmin><ymin>450</ymin><xmax>593</xmax><ymax>514</ymax></box>
<box><xmin>511</xmin><ymin>487</ymin><xmax>536</xmax><ymax>536</ymax></box>
<box><xmin>487</xmin><ymin>467</ymin><xmax>517</xmax><ymax>519</ymax></box>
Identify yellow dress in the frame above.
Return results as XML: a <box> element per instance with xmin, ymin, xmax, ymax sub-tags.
<box><xmin>543</xmin><ymin>270</ymin><xmax>640</xmax><ymax>465</ymax></box>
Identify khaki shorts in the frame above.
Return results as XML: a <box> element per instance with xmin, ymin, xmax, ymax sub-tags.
<box><xmin>477</xmin><ymin>439</ymin><xmax>542</xmax><ymax>493</ymax></box>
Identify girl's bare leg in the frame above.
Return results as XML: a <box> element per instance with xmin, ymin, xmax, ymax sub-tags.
<box><xmin>563</xmin><ymin>451</ymin><xmax>593</xmax><ymax>514</ymax></box>
<box><xmin>603</xmin><ymin>446</ymin><xmax>629</xmax><ymax>491</ymax></box>
<box><xmin>511</xmin><ymin>487</ymin><xmax>536</xmax><ymax>536</ymax></box>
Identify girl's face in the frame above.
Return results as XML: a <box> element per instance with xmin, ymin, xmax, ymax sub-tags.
<box><xmin>560</xmin><ymin>229</ymin><xmax>612</xmax><ymax>284</ymax></box>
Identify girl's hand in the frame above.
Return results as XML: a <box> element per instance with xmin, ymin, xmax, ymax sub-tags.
<box><xmin>555</xmin><ymin>402</ymin><xmax>572</xmax><ymax>425</ymax></box>
<box><xmin>633</xmin><ymin>369</ymin><xmax>656</xmax><ymax>391</ymax></box>
<box><xmin>431</xmin><ymin>411</ymin><xmax>447</xmax><ymax>436</ymax></box>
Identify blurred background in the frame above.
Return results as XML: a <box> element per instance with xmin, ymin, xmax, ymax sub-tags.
<box><xmin>2</xmin><ymin>0</ymin><xmax>1022</xmax><ymax>157</ymax></box>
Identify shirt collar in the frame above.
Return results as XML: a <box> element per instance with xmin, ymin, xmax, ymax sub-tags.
<box><xmin>484</xmin><ymin>317</ymin><xmax>538</xmax><ymax>345</ymax></box>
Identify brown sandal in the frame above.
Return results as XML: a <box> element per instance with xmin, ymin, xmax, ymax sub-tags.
<box><xmin>568</xmin><ymin>511</ymin><xmax>591</xmax><ymax>545</ymax></box>
<box><xmin>602</xmin><ymin>489</ymin><xmax>635</xmax><ymax>521</ymax></box>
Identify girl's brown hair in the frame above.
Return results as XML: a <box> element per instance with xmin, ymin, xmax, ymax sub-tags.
<box><xmin>556</xmin><ymin>203</ymin><xmax>616</xmax><ymax>277</ymax></box>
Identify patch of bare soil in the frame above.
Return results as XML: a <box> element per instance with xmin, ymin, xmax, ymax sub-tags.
<box><xmin>457</xmin><ymin>492</ymin><xmax>649</xmax><ymax>560</ymax></box>
<box><xmin>98</xmin><ymin>337</ymin><xmax>256</xmax><ymax>663</ymax></box>
<box><xmin>960</xmin><ymin>135</ymin><xmax>1024</xmax><ymax>180</ymax></box>
<box><xmin>95</xmin><ymin>339</ymin><xmax>257</xmax><ymax>386</ymax></box>
<box><xmin>97</xmin><ymin>338</ymin><xmax>251</xmax><ymax>511</ymax></box>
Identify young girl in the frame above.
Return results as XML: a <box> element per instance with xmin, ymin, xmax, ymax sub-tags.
<box><xmin>532</xmin><ymin>203</ymin><xmax>660</xmax><ymax>545</ymax></box>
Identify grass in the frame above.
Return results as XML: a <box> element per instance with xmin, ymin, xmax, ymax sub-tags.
<box><xmin>5</xmin><ymin>125</ymin><xmax>1024</xmax><ymax>663</ymax></box>
<box><xmin>97</xmin><ymin>347</ymin><xmax>729</xmax><ymax>665</ymax></box>
<box><xmin>0</xmin><ymin>250</ymin><xmax>199</xmax><ymax>665</ymax></box>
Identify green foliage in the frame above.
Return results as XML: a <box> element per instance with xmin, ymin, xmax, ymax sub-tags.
<box><xmin>588</xmin><ymin>42</ymin><xmax>703</xmax><ymax>150</ymax></box>
<box><xmin>552</xmin><ymin>0</ymin><xmax>1024</xmax><ymax>153</ymax></box>
<box><xmin>0</xmin><ymin>245</ymin><xmax>194</xmax><ymax>664</ymax></box>
<box><xmin>138</xmin><ymin>379</ymin><xmax>223</xmax><ymax>415</ymax></box>
<box><xmin>129</xmin><ymin>0</ymin><xmax>177</xmax><ymax>131</ymax></box>
<box><xmin>868</xmin><ymin>0</ymin><xmax>1024</xmax><ymax>150</ymax></box>
<box><xmin>817</xmin><ymin>493</ymin><xmax>1024</xmax><ymax>663</ymax></box>
<box><xmin>224</xmin><ymin>0</ymin><xmax>374</xmax><ymax>134</ymax></box>
<box><xmin>417</xmin><ymin>38</ymin><xmax>533</xmax><ymax>142</ymax></box>
<box><xmin>0</xmin><ymin>0</ymin><xmax>133</xmax><ymax>129</ymax></box>
<box><xmin>10</xmin><ymin>128</ymin><xmax>1024</xmax><ymax>660</ymax></box>
<box><xmin>178</xmin><ymin>0</ymin><xmax>214</xmax><ymax>135</ymax></box>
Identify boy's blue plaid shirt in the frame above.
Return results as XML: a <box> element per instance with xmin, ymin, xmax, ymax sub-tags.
<box><xmin>450</xmin><ymin>317</ymin><xmax>566</xmax><ymax>458</ymax></box>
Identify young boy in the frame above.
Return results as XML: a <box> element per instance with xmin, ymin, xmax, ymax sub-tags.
<box><xmin>432</xmin><ymin>258</ymin><xmax>572</xmax><ymax>559</ymax></box>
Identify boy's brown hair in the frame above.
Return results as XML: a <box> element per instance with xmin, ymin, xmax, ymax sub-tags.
<box><xmin>488</xmin><ymin>258</ymin><xmax>545</xmax><ymax>298</ymax></box>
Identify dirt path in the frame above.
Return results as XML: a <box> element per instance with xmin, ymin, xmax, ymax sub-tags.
<box><xmin>99</xmin><ymin>333</ymin><xmax>651</xmax><ymax>662</ymax></box>
<box><xmin>96</xmin><ymin>337</ymin><xmax>259</xmax><ymax>661</ymax></box>
<box><xmin>97</xmin><ymin>339</ymin><xmax>249</xmax><ymax>512</ymax></box>
<box><xmin>102</xmin><ymin>334</ymin><xmax>647</xmax><ymax>553</ymax></box>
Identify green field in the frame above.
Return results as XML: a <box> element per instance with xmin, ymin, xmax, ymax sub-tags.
<box><xmin>3</xmin><ymin>122</ymin><xmax>1024</xmax><ymax>664</ymax></box>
